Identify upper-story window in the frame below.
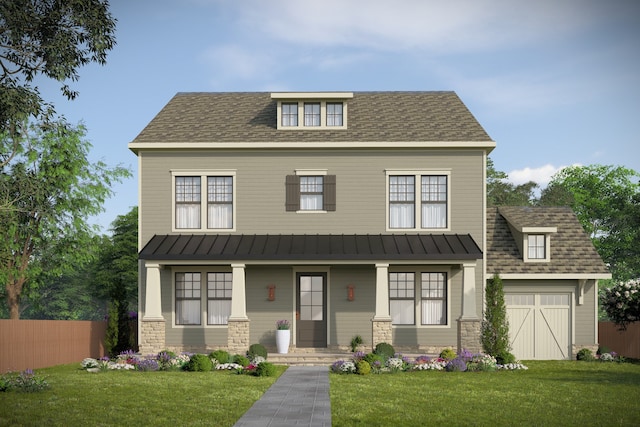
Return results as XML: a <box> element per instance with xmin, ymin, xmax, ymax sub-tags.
<box><xmin>304</xmin><ymin>103</ymin><xmax>321</xmax><ymax>126</ymax></box>
<box><xmin>326</xmin><ymin>102</ymin><xmax>343</xmax><ymax>126</ymax></box>
<box><xmin>527</xmin><ymin>234</ymin><xmax>546</xmax><ymax>259</ymax></box>
<box><xmin>271</xmin><ymin>92</ymin><xmax>353</xmax><ymax>130</ymax></box>
<box><xmin>387</xmin><ymin>171</ymin><xmax>450</xmax><ymax>230</ymax></box>
<box><xmin>172</xmin><ymin>170</ymin><xmax>236</xmax><ymax>231</ymax></box>
<box><xmin>282</xmin><ymin>103</ymin><xmax>298</xmax><ymax>127</ymax></box>
<box><xmin>286</xmin><ymin>170</ymin><xmax>336</xmax><ymax>212</ymax></box>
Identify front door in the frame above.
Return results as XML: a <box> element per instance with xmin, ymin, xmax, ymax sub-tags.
<box><xmin>296</xmin><ymin>273</ymin><xmax>327</xmax><ymax>348</ymax></box>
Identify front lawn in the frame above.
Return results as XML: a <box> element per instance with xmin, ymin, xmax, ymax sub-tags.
<box><xmin>0</xmin><ymin>364</ymin><xmax>285</xmax><ymax>426</ymax></box>
<box><xmin>330</xmin><ymin>360</ymin><xmax>640</xmax><ymax>426</ymax></box>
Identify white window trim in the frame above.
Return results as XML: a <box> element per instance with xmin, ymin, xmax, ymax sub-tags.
<box><xmin>171</xmin><ymin>169</ymin><xmax>237</xmax><ymax>232</ymax></box>
<box><xmin>276</xmin><ymin>100</ymin><xmax>348</xmax><ymax>130</ymax></box>
<box><xmin>524</xmin><ymin>233</ymin><xmax>551</xmax><ymax>263</ymax></box>
<box><xmin>171</xmin><ymin>267</ymin><xmax>233</xmax><ymax>328</ymax></box>
<box><xmin>385</xmin><ymin>169</ymin><xmax>451</xmax><ymax>232</ymax></box>
<box><xmin>389</xmin><ymin>267</ymin><xmax>451</xmax><ymax>328</ymax></box>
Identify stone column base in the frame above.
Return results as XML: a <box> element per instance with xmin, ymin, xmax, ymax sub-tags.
<box><xmin>227</xmin><ymin>319</ymin><xmax>250</xmax><ymax>354</ymax></box>
<box><xmin>139</xmin><ymin>319</ymin><xmax>166</xmax><ymax>355</ymax></box>
<box><xmin>457</xmin><ymin>318</ymin><xmax>482</xmax><ymax>354</ymax></box>
<box><xmin>372</xmin><ymin>318</ymin><xmax>393</xmax><ymax>347</ymax></box>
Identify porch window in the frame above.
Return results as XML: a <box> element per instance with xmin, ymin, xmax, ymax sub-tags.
<box><xmin>389</xmin><ymin>272</ymin><xmax>415</xmax><ymax>325</ymax></box>
<box><xmin>421</xmin><ymin>272</ymin><xmax>447</xmax><ymax>325</ymax></box>
<box><xmin>207</xmin><ymin>273</ymin><xmax>232</xmax><ymax>325</ymax></box>
<box><xmin>175</xmin><ymin>272</ymin><xmax>201</xmax><ymax>325</ymax></box>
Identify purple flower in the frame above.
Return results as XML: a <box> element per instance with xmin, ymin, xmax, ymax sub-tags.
<box><xmin>446</xmin><ymin>356</ymin><xmax>468</xmax><ymax>372</ymax></box>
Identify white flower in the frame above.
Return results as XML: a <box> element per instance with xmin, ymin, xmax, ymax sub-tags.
<box><xmin>81</xmin><ymin>358</ymin><xmax>98</xmax><ymax>369</ymax></box>
<box><xmin>215</xmin><ymin>363</ymin><xmax>244</xmax><ymax>370</ymax></box>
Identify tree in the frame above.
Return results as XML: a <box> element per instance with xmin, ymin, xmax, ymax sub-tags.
<box><xmin>601</xmin><ymin>279</ymin><xmax>640</xmax><ymax>330</ymax></box>
<box><xmin>487</xmin><ymin>158</ymin><xmax>538</xmax><ymax>207</ymax></box>
<box><xmin>482</xmin><ymin>274</ymin><xmax>512</xmax><ymax>362</ymax></box>
<box><xmin>0</xmin><ymin>0</ymin><xmax>116</xmax><ymax>159</ymax></box>
<box><xmin>94</xmin><ymin>206</ymin><xmax>138</xmax><ymax>352</ymax></box>
<box><xmin>539</xmin><ymin>165</ymin><xmax>640</xmax><ymax>282</ymax></box>
<box><xmin>0</xmin><ymin>120</ymin><xmax>130</xmax><ymax>318</ymax></box>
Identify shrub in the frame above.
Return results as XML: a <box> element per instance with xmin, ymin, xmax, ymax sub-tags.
<box><xmin>439</xmin><ymin>348</ymin><xmax>457</xmax><ymax>361</ymax></box>
<box><xmin>495</xmin><ymin>351</ymin><xmax>517</xmax><ymax>365</ymax></box>
<box><xmin>254</xmin><ymin>362</ymin><xmax>276</xmax><ymax>377</ymax></box>
<box><xmin>482</xmin><ymin>274</ymin><xmax>511</xmax><ymax>358</ymax></box>
<box><xmin>209</xmin><ymin>350</ymin><xmax>230</xmax><ymax>364</ymax></box>
<box><xmin>233</xmin><ymin>354</ymin><xmax>250</xmax><ymax>367</ymax></box>
<box><xmin>356</xmin><ymin>360</ymin><xmax>371</xmax><ymax>375</ymax></box>
<box><xmin>577</xmin><ymin>348</ymin><xmax>595</xmax><ymax>361</ymax></box>
<box><xmin>374</xmin><ymin>342</ymin><xmax>395</xmax><ymax>360</ymax></box>
<box><xmin>247</xmin><ymin>343</ymin><xmax>268</xmax><ymax>360</ymax></box>
<box><xmin>467</xmin><ymin>354</ymin><xmax>497</xmax><ymax>372</ymax></box>
<box><xmin>445</xmin><ymin>356</ymin><xmax>468</xmax><ymax>372</ymax></box>
<box><xmin>331</xmin><ymin>360</ymin><xmax>356</xmax><ymax>374</ymax></box>
<box><xmin>597</xmin><ymin>345</ymin><xmax>611</xmax><ymax>355</ymax></box>
<box><xmin>0</xmin><ymin>370</ymin><xmax>50</xmax><ymax>393</ymax></box>
<box><xmin>159</xmin><ymin>349</ymin><xmax>177</xmax><ymax>358</ymax></box>
<box><xmin>104</xmin><ymin>301</ymin><xmax>119</xmax><ymax>357</ymax></box>
<box><xmin>136</xmin><ymin>359</ymin><xmax>159</xmax><ymax>372</ymax></box>
<box><xmin>350</xmin><ymin>335</ymin><xmax>364</xmax><ymax>352</ymax></box>
<box><xmin>184</xmin><ymin>354</ymin><xmax>213</xmax><ymax>372</ymax></box>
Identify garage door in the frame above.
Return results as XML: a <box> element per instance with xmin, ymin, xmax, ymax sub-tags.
<box><xmin>505</xmin><ymin>293</ymin><xmax>571</xmax><ymax>360</ymax></box>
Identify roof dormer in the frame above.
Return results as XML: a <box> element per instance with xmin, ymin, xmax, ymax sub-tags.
<box><xmin>498</xmin><ymin>207</ymin><xmax>557</xmax><ymax>263</ymax></box>
<box><xmin>271</xmin><ymin>92</ymin><xmax>353</xmax><ymax>130</ymax></box>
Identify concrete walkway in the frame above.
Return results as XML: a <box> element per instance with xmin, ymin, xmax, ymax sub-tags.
<box><xmin>233</xmin><ymin>366</ymin><xmax>331</xmax><ymax>427</ymax></box>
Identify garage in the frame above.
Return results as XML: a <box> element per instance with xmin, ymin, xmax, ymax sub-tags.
<box><xmin>505</xmin><ymin>293</ymin><xmax>571</xmax><ymax>360</ymax></box>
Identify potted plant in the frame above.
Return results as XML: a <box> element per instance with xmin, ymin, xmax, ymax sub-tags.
<box><xmin>275</xmin><ymin>320</ymin><xmax>291</xmax><ymax>354</ymax></box>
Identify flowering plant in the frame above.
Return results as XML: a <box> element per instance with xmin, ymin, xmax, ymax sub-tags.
<box><xmin>276</xmin><ymin>319</ymin><xmax>290</xmax><ymax>330</ymax></box>
<box><xmin>601</xmin><ymin>279</ymin><xmax>640</xmax><ymax>330</ymax></box>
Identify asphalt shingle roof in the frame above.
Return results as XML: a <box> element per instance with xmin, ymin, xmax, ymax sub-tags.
<box><xmin>139</xmin><ymin>234</ymin><xmax>483</xmax><ymax>261</ymax></box>
<box><xmin>130</xmin><ymin>91</ymin><xmax>493</xmax><ymax>144</ymax></box>
<box><xmin>486</xmin><ymin>206</ymin><xmax>610</xmax><ymax>276</ymax></box>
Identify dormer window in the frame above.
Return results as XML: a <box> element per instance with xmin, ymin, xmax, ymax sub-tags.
<box><xmin>272</xmin><ymin>92</ymin><xmax>353</xmax><ymax>130</ymax></box>
<box><xmin>528</xmin><ymin>234</ymin><xmax>546</xmax><ymax>259</ymax></box>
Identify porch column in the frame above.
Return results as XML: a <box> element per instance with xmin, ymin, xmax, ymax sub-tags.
<box><xmin>372</xmin><ymin>263</ymin><xmax>393</xmax><ymax>346</ymax></box>
<box><xmin>458</xmin><ymin>262</ymin><xmax>481</xmax><ymax>353</ymax></box>
<box><xmin>228</xmin><ymin>263</ymin><xmax>250</xmax><ymax>353</ymax></box>
<box><xmin>141</xmin><ymin>262</ymin><xmax>165</xmax><ymax>355</ymax></box>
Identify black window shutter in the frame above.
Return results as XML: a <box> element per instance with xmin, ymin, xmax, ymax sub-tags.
<box><xmin>285</xmin><ymin>175</ymin><xmax>300</xmax><ymax>211</ymax></box>
<box><xmin>324</xmin><ymin>175</ymin><xmax>336</xmax><ymax>211</ymax></box>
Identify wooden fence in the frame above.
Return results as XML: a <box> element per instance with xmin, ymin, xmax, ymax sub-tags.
<box><xmin>598</xmin><ymin>321</ymin><xmax>640</xmax><ymax>358</ymax></box>
<box><xmin>0</xmin><ymin>320</ymin><xmax>107</xmax><ymax>373</ymax></box>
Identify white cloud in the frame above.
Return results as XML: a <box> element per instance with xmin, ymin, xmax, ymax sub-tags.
<box><xmin>507</xmin><ymin>164</ymin><xmax>566</xmax><ymax>187</ymax></box>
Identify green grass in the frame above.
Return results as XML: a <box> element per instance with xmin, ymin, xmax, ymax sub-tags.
<box><xmin>0</xmin><ymin>364</ymin><xmax>286</xmax><ymax>427</ymax></box>
<box><xmin>2</xmin><ymin>361</ymin><xmax>639</xmax><ymax>426</ymax></box>
<box><xmin>330</xmin><ymin>361</ymin><xmax>640</xmax><ymax>426</ymax></box>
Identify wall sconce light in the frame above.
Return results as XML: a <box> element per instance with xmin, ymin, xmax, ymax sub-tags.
<box><xmin>268</xmin><ymin>285</ymin><xmax>276</xmax><ymax>301</ymax></box>
<box><xmin>347</xmin><ymin>285</ymin><xmax>355</xmax><ymax>302</ymax></box>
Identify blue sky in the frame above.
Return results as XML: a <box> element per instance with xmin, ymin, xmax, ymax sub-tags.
<box><xmin>37</xmin><ymin>0</ymin><xmax>640</xmax><ymax>232</ymax></box>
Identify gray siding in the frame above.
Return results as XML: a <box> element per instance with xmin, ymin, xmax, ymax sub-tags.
<box><xmin>139</xmin><ymin>149</ymin><xmax>485</xmax><ymax>247</ymax></box>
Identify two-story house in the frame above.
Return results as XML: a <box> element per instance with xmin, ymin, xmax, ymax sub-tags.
<box><xmin>129</xmin><ymin>91</ymin><xmax>609</xmax><ymax>360</ymax></box>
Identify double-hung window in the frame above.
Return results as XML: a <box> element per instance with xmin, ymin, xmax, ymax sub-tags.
<box><xmin>389</xmin><ymin>273</ymin><xmax>415</xmax><ymax>325</ymax></box>
<box><xmin>527</xmin><ymin>234</ymin><xmax>545</xmax><ymax>259</ymax></box>
<box><xmin>304</xmin><ymin>103</ymin><xmax>321</xmax><ymax>126</ymax></box>
<box><xmin>421</xmin><ymin>273</ymin><xmax>447</xmax><ymax>325</ymax></box>
<box><xmin>300</xmin><ymin>176</ymin><xmax>324</xmax><ymax>210</ymax></box>
<box><xmin>207</xmin><ymin>273</ymin><xmax>232</xmax><ymax>325</ymax></box>
<box><xmin>387</xmin><ymin>171</ymin><xmax>449</xmax><ymax>230</ymax></box>
<box><xmin>173</xmin><ymin>171</ymin><xmax>235</xmax><ymax>231</ymax></box>
<box><xmin>175</xmin><ymin>272</ymin><xmax>201</xmax><ymax>325</ymax></box>
<box><xmin>286</xmin><ymin>171</ymin><xmax>336</xmax><ymax>212</ymax></box>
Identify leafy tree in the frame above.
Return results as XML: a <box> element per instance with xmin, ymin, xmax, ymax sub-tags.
<box><xmin>0</xmin><ymin>0</ymin><xmax>116</xmax><ymax>153</ymax></box>
<box><xmin>601</xmin><ymin>279</ymin><xmax>640</xmax><ymax>330</ymax></box>
<box><xmin>94</xmin><ymin>206</ymin><xmax>138</xmax><ymax>351</ymax></box>
<box><xmin>482</xmin><ymin>274</ymin><xmax>511</xmax><ymax>360</ymax></box>
<box><xmin>487</xmin><ymin>158</ymin><xmax>538</xmax><ymax>206</ymax></box>
<box><xmin>0</xmin><ymin>120</ymin><xmax>130</xmax><ymax>319</ymax></box>
<box><xmin>539</xmin><ymin>165</ymin><xmax>640</xmax><ymax>282</ymax></box>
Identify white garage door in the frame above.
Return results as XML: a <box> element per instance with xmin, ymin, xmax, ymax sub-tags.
<box><xmin>505</xmin><ymin>293</ymin><xmax>571</xmax><ymax>360</ymax></box>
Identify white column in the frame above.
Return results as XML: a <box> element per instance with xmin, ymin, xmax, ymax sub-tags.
<box><xmin>143</xmin><ymin>262</ymin><xmax>164</xmax><ymax>320</ymax></box>
<box><xmin>461</xmin><ymin>262</ymin><xmax>478</xmax><ymax>320</ymax></box>
<box><xmin>229</xmin><ymin>263</ymin><xmax>248</xmax><ymax>320</ymax></box>
<box><xmin>373</xmin><ymin>263</ymin><xmax>391</xmax><ymax>320</ymax></box>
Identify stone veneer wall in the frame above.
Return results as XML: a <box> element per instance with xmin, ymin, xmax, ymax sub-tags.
<box><xmin>227</xmin><ymin>319</ymin><xmax>250</xmax><ymax>354</ymax></box>
<box><xmin>139</xmin><ymin>320</ymin><xmax>166</xmax><ymax>355</ymax></box>
<box><xmin>572</xmin><ymin>344</ymin><xmax>598</xmax><ymax>360</ymax></box>
<box><xmin>457</xmin><ymin>319</ymin><xmax>482</xmax><ymax>354</ymax></box>
<box><xmin>372</xmin><ymin>319</ymin><xmax>393</xmax><ymax>346</ymax></box>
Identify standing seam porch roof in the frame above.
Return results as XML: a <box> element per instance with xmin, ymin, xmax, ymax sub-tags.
<box><xmin>139</xmin><ymin>234</ymin><xmax>482</xmax><ymax>261</ymax></box>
